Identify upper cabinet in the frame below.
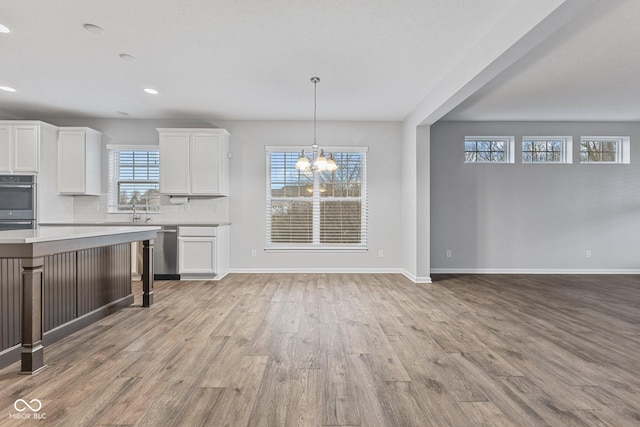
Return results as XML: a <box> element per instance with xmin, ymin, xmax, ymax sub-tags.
<box><xmin>57</xmin><ymin>127</ymin><xmax>102</xmax><ymax>195</ymax></box>
<box><xmin>0</xmin><ymin>122</ymin><xmax>43</xmax><ymax>173</ymax></box>
<box><xmin>157</xmin><ymin>128</ymin><xmax>230</xmax><ymax>196</ymax></box>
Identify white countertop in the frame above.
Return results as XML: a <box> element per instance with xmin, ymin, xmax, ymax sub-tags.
<box><xmin>0</xmin><ymin>225</ymin><xmax>161</xmax><ymax>244</ymax></box>
<box><xmin>40</xmin><ymin>221</ymin><xmax>231</xmax><ymax>227</ymax></box>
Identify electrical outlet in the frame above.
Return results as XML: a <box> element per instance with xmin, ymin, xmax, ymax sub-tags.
<box><xmin>378</xmin><ymin>250</ymin><xmax>384</xmax><ymax>258</ymax></box>
<box><xmin>446</xmin><ymin>250</ymin><xmax>452</xmax><ymax>258</ymax></box>
<box><xmin>586</xmin><ymin>250</ymin><xmax>592</xmax><ymax>258</ymax></box>
<box><xmin>251</xmin><ymin>249</ymin><xmax>257</xmax><ymax>258</ymax></box>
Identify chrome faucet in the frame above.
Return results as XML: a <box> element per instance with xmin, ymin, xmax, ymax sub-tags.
<box><xmin>132</xmin><ymin>204</ymin><xmax>141</xmax><ymax>223</ymax></box>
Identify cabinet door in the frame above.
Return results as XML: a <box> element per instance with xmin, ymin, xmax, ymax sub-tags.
<box><xmin>178</xmin><ymin>237</ymin><xmax>216</xmax><ymax>274</ymax></box>
<box><xmin>190</xmin><ymin>133</ymin><xmax>222</xmax><ymax>195</ymax></box>
<box><xmin>159</xmin><ymin>133</ymin><xmax>190</xmax><ymax>195</ymax></box>
<box><xmin>13</xmin><ymin>125</ymin><xmax>39</xmax><ymax>172</ymax></box>
<box><xmin>57</xmin><ymin>131</ymin><xmax>86</xmax><ymax>193</ymax></box>
<box><xmin>0</xmin><ymin>126</ymin><xmax>11</xmax><ymax>172</ymax></box>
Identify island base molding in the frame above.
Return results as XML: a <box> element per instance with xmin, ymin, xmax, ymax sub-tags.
<box><xmin>18</xmin><ymin>345</ymin><xmax>45</xmax><ymax>375</ymax></box>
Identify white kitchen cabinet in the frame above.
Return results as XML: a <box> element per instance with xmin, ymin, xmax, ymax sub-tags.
<box><xmin>57</xmin><ymin>127</ymin><xmax>102</xmax><ymax>195</ymax></box>
<box><xmin>158</xmin><ymin>128</ymin><xmax>230</xmax><ymax>196</ymax></box>
<box><xmin>0</xmin><ymin>121</ymin><xmax>73</xmax><ymax>222</ymax></box>
<box><xmin>178</xmin><ymin>225</ymin><xmax>229</xmax><ymax>280</ymax></box>
<box><xmin>158</xmin><ymin>131</ymin><xmax>190</xmax><ymax>194</ymax></box>
<box><xmin>0</xmin><ymin>123</ymin><xmax>41</xmax><ymax>173</ymax></box>
<box><xmin>178</xmin><ymin>226</ymin><xmax>217</xmax><ymax>275</ymax></box>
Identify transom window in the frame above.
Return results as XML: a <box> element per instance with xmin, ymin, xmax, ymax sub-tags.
<box><xmin>107</xmin><ymin>145</ymin><xmax>160</xmax><ymax>212</ymax></box>
<box><xmin>579</xmin><ymin>137</ymin><xmax>630</xmax><ymax>164</ymax></box>
<box><xmin>266</xmin><ymin>146</ymin><xmax>368</xmax><ymax>250</ymax></box>
<box><xmin>464</xmin><ymin>136</ymin><xmax>514</xmax><ymax>163</ymax></box>
<box><xmin>522</xmin><ymin>136</ymin><xmax>572</xmax><ymax>163</ymax></box>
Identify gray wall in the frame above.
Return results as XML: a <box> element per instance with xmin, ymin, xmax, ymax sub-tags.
<box><xmin>215</xmin><ymin>119</ymin><xmax>403</xmax><ymax>272</ymax></box>
<box><xmin>431</xmin><ymin>121</ymin><xmax>640</xmax><ymax>272</ymax></box>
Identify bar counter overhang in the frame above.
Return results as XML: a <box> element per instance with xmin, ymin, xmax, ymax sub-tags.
<box><xmin>0</xmin><ymin>226</ymin><xmax>158</xmax><ymax>374</ymax></box>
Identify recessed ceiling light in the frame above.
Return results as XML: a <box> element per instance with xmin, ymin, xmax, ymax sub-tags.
<box><xmin>83</xmin><ymin>23</ymin><xmax>104</xmax><ymax>35</ymax></box>
<box><xmin>144</xmin><ymin>88</ymin><xmax>159</xmax><ymax>95</ymax></box>
<box><xmin>119</xmin><ymin>53</ymin><xmax>136</xmax><ymax>62</ymax></box>
<box><xmin>0</xmin><ymin>86</ymin><xmax>16</xmax><ymax>92</ymax></box>
<box><xmin>0</xmin><ymin>24</ymin><xmax>10</xmax><ymax>34</ymax></box>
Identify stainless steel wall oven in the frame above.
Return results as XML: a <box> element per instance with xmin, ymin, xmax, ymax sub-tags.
<box><xmin>0</xmin><ymin>175</ymin><xmax>36</xmax><ymax>230</ymax></box>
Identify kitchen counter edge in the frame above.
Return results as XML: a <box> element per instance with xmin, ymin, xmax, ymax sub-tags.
<box><xmin>0</xmin><ymin>225</ymin><xmax>161</xmax><ymax>244</ymax></box>
<box><xmin>40</xmin><ymin>222</ymin><xmax>232</xmax><ymax>227</ymax></box>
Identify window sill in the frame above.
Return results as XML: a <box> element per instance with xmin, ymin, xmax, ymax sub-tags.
<box><xmin>265</xmin><ymin>246</ymin><xmax>368</xmax><ymax>253</ymax></box>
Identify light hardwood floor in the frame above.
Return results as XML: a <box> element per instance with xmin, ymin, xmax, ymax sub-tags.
<box><xmin>0</xmin><ymin>273</ymin><xmax>638</xmax><ymax>426</ymax></box>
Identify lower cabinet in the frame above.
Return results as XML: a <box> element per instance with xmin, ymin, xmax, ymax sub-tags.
<box><xmin>177</xmin><ymin>226</ymin><xmax>229</xmax><ymax>279</ymax></box>
<box><xmin>178</xmin><ymin>227</ymin><xmax>216</xmax><ymax>275</ymax></box>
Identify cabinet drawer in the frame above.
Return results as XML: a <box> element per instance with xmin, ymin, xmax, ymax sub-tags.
<box><xmin>178</xmin><ymin>226</ymin><xmax>216</xmax><ymax>237</ymax></box>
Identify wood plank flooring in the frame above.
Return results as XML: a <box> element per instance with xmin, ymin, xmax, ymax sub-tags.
<box><xmin>0</xmin><ymin>273</ymin><xmax>638</xmax><ymax>426</ymax></box>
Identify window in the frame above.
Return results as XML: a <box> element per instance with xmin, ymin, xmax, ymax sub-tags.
<box><xmin>579</xmin><ymin>136</ymin><xmax>630</xmax><ymax>164</ymax></box>
<box><xmin>522</xmin><ymin>136</ymin><xmax>572</xmax><ymax>163</ymax></box>
<box><xmin>464</xmin><ymin>136</ymin><xmax>515</xmax><ymax>163</ymax></box>
<box><xmin>266</xmin><ymin>146</ymin><xmax>367</xmax><ymax>250</ymax></box>
<box><xmin>107</xmin><ymin>145</ymin><xmax>160</xmax><ymax>212</ymax></box>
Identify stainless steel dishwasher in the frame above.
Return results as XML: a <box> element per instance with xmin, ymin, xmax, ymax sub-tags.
<box><xmin>154</xmin><ymin>226</ymin><xmax>179</xmax><ymax>280</ymax></box>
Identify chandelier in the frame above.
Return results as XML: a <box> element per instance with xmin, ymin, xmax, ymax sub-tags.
<box><xmin>295</xmin><ymin>77</ymin><xmax>338</xmax><ymax>172</ymax></box>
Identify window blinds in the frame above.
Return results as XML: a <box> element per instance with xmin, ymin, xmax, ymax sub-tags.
<box><xmin>266</xmin><ymin>147</ymin><xmax>368</xmax><ymax>250</ymax></box>
<box><xmin>107</xmin><ymin>146</ymin><xmax>160</xmax><ymax>212</ymax></box>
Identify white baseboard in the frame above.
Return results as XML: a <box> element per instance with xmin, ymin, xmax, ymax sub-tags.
<box><xmin>201</xmin><ymin>268</ymin><xmax>637</xmax><ymax>284</ymax></box>
<box><xmin>226</xmin><ymin>268</ymin><xmax>431</xmax><ymax>284</ymax></box>
<box><xmin>430</xmin><ymin>268</ymin><xmax>640</xmax><ymax>275</ymax></box>
<box><xmin>214</xmin><ymin>271</ymin><xmax>230</xmax><ymax>281</ymax></box>
<box><xmin>228</xmin><ymin>267</ymin><xmax>403</xmax><ymax>274</ymax></box>
<box><xmin>400</xmin><ymin>269</ymin><xmax>432</xmax><ymax>284</ymax></box>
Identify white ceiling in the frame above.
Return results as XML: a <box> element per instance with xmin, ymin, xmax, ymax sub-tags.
<box><xmin>442</xmin><ymin>0</ymin><xmax>640</xmax><ymax>122</ymax></box>
<box><xmin>1</xmin><ymin>1</ymin><xmax>636</xmax><ymax>122</ymax></box>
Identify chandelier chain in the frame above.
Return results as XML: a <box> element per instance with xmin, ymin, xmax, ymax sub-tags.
<box><xmin>312</xmin><ymin>77</ymin><xmax>319</xmax><ymax>146</ymax></box>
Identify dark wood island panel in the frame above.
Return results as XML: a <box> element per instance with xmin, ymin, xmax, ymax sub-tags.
<box><xmin>0</xmin><ymin>226</ymin><xmax>158</xmax><ymax>373</ymax></box>
<box><xmin>0</xmin><ymin>259</ymin><xmax>21</xmax><ymax>355</ymax></box>
<box><xmin>0</xmin><ymin>243</ymin><xmax>133</xmax><ymax>369</ymax></box>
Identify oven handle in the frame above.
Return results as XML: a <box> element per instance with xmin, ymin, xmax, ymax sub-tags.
<box><xmin>0</xmin><ymin>184</ymin><xmax>35</xmax><ymax>188</ymax></box>
<box><xmin>0</xmin><ymin>221</ymin><xmax>34</xmax><ymax>224</ymax></box>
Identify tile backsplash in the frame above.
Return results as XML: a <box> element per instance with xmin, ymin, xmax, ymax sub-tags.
<box><xmin>73</xmin><ymin>194</ymin><xmax>229</xmax><ymax>223</ymax></box>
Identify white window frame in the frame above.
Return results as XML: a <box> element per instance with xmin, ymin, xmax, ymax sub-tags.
<box><xmin>464</xmin><ymin>136</ymin><xmax>515</xmax><ymax>163</ymax></box>
<box><xmin>579</xmin><ymin>136</ymin><xmax>630</xmax><ymax>164</ymax></box>
<box><xmin>265</xmin><ymin>145</ymin><xmax>368</xmax><ymax>252</ymax></box>
<box><xmin>522</xmin><ymin>136</ymin><xmax>573</xmax><ymax>164</ymax></box>
<box><xmin>107</xmin><ymin>144</ymin><xmax>160</xmax><ymax>213</ymax></box>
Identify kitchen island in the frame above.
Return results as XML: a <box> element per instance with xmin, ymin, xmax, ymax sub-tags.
<box><xmin>0</xmin><ymin>226</ymin><xmax>159</xmax><ymax>374</ymax></box>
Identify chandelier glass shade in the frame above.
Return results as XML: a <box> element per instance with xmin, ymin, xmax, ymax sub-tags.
<box><xmin>295</xmin><ymin>77</ymin><xmax>338</xmax><ymax>173</ymax></box>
